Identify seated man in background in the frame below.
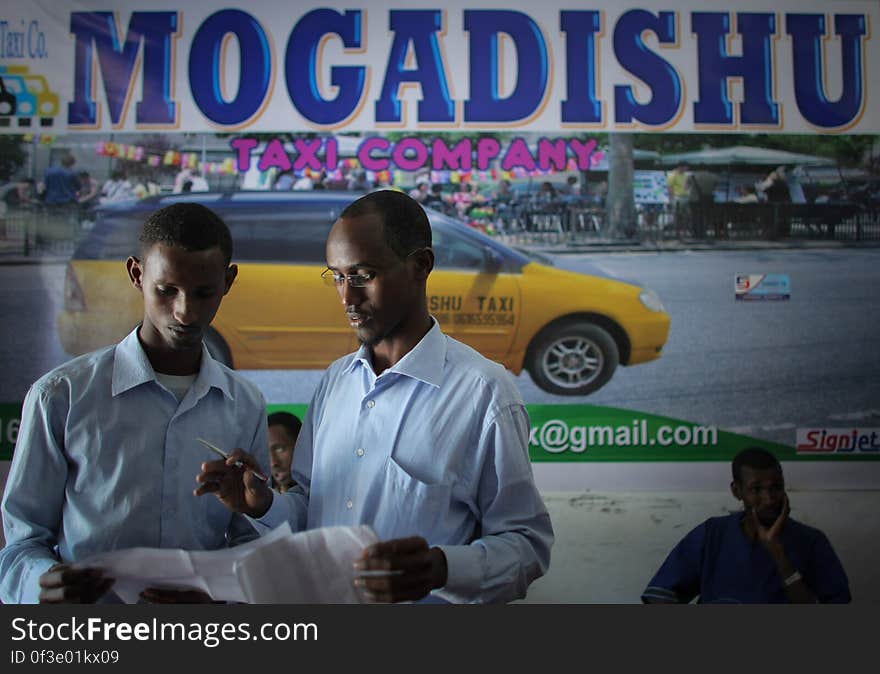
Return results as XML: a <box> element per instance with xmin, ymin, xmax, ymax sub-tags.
<box><xmin>0</xmin><ymin>203</ymin><xmax>268</xmax><ymax>603</ymax></box>
<box><xmin>642</xmin><ymin>447</ymin><xmax>850</xmax><ymax>604</ymax></box>
<box><xmin>268</xmin><ymin>411</ymin><xmax>302</xmax><ymax>493</ymax></box>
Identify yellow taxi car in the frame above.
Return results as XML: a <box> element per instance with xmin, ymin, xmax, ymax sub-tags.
<box><xmin>58</xmin><ymin>191</ymin><xmax>670</xmax><ymax>395</ymax></box>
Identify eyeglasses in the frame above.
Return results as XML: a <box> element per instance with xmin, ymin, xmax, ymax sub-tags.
<box><xmin>321</xmin><ymin>248</ymin><xmax>429</xmax><ymax>288</ymax></box>
<box><xmin>321</xmin><ymin>268</ymin><xmax>377</xmax><ymax>288</ymax></box>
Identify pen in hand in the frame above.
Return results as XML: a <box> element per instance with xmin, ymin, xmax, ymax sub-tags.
<box><xmin>197</xmin><ymin>438</ymin><xmax>269</xmax><ymax>483</ymax></box>
<box><xmin>354</xmin><ymin>569</ymin><xmax>405</xmax><ymax>578</ymax></box>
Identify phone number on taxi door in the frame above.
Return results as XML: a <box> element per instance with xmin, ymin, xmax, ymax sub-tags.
<box><xmin>453</xmin><ymin>313</ymin><xmax>515</xmax><ymax>326</ymax></box>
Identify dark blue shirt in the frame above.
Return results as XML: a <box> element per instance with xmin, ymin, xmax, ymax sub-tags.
<box><xmin>43</xmin><ymin>165</ymin><xmax>80</xmax><ymax>205</ymax></box>
<box><xmin>642</xmin><ymin>512</ymin><xmax>851</xmax><ymax>604</ymax></box>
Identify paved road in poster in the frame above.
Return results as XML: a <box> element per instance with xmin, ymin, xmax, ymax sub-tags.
<box><xmin>2</xmin><ymin>247</ymin><xmax>878</xmax><ymax>447</ymax></box>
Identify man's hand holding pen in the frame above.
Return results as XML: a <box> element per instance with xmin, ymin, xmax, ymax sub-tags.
<box><xmin>195</xmin><ymin>448</ymin><xmax>273</xmax><ymax>518</ymax></box>
<box><xmin>353</xmin><ymin>537</ymin><xmax>448</xmax><ymax>603</ymax></box>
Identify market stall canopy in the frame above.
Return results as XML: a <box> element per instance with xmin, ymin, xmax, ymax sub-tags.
<box><xmin>659</xmin><ymin>145</ymin><xmax>836</xmax><ymax>167</ymax></box>
<box><xmin>586</xmin><ymin>148</ymin><xmax>661</xmax><ymax>171</ymax></box>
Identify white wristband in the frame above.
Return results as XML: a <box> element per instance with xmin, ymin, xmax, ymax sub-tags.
<box><xmin>783</xmin><ymin>570</ymin><xmax>803</xmax><ymax>587</ymax></box>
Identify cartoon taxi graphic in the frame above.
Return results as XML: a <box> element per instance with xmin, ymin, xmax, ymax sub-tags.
<box><xmin>0</xmin><ymin>66</ymin><xmax>58</xmax><ymax>126</ymax></box>
<box><xmin>0</xmin><ymin>76</ymin><xmax>16</xmax><ymax>125</ymax></box>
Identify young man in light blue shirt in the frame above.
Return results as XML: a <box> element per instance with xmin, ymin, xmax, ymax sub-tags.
<box><xmin>0</xmin><ymin>203</ymin><xmax>269</xmax><ymax>604</ymax></box>
<box><xmin>198</xmin><ymin>190</ymin><xmax>553</xmax><ymax>603</ymax></box>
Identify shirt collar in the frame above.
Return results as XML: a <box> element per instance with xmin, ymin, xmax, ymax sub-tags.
<box><xmin>345</xmin><ymin>318</ymin><xmax>447</xmax><ymax>388</ymax></box>
<box><xmin>111</xmin><ymin>327</ymin><xmax>234</xmax><ymax>401</ymax></box>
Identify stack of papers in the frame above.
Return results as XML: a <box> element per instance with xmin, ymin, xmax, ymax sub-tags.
<box><xmin>75</xmin><ymin>523</ymin><xmax>378</xmax><ymax>604</ymax></box>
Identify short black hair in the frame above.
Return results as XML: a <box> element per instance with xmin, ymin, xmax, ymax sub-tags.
<box><xmin>139</xmin><ymin>202</ymin><xmax>233</xmax><ymax>264</ymax></box>
<box><xmin>268</xmin><ymin>411</ymin><xmax>302</xmax><ymax>440</ymax></box>
<box><xmin>340</xmin><ymin>189</ymin><xmax>431</xmax><ymax>259</ymax></box>
<box><xmin>732</xmin><ymin>447</ymin><xmax>782</xmax><ymax>483</ymax></box>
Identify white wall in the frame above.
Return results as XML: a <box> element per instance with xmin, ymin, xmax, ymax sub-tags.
<box><xmin>2</xmin><ymin>460</ymin><xmax>877</xmax><ymax>603</ymax></box>
<box><xmin>522</xmin><ymin>490</ymin><xmax>880</xmax><ymax>603</ymax></box>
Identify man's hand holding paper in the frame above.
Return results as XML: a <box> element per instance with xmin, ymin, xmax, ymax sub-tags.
<box><xmin>38</xmin><ymin>564</ymin><xmax>115</xmax><ymax>604</ymax></box>
<box><xmin>70</xmin><ymin>524</ymin><xmax>383</xmax><ymax>603</ymax></box>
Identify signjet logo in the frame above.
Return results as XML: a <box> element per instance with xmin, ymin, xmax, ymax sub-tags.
<box><xmin>796</xmin><ymin>428</ymin><xmax>880</xmax><ymax>453</ymax></box>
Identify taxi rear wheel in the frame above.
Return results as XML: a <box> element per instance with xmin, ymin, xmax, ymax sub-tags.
<box><xmin>204</xmin><ymin>327</ymin><xmax>233</xmax><ymax>367</ymax></box>
<box><xmin>526</xmin><ymin>321</ymin><xmax>619</xmax><ymax>395</ymax></box>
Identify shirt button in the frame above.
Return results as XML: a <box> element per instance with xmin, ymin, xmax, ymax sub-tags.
<box><xmin>346</xmin><ymin>500</ymin><xmax>353</xmax><ymax>509</ymax></box>
<box><xmin>366</xmin><ymin>400</ymin><xmax>375</xmax><ymax>409</ymax></box>
<box><xmin>356</xmin><ymin>448</ymin><xmax>365</xmax><ymax>457</ymax></box>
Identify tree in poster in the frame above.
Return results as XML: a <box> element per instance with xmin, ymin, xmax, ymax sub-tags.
<box><xmin>0</xmin><ymin>136</ymin><xmax>26</xmax><ymax>182</ymax></box>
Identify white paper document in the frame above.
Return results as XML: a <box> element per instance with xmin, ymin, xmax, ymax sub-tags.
<box><xmin>74</xmin><ymin>523</ymin><xmax>378</xmax><ymax>604</ymax></box>
<box><xmin>234</xmin><ymin>525</ymin><xmax>378</xmax><ymax>603</ymax></box>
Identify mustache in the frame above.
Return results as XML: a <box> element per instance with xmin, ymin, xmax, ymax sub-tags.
<box><xmin>345</xmin><ymin>305</ymin><xmax>370</xmax><ymax>318</ymax></box>
<box><xmin>169</xmin><ymin>324</ymin><xmax>200</xmax><ymax>333</ymax></box>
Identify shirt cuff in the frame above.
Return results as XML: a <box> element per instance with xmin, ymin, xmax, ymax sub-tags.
<box><xmin>249</xmin><ymin>491</ymin><xmax>285</xmax><ymax>532</ymax></box>
<box><xmin>22</xmin><ymin>557</ymin><xmax>60</xmax><ymax>604</ymax></box>
<box><xmin>433</xmin><ymin>544</ymin><xmax>483</xmax><ymax>599</ymax></box>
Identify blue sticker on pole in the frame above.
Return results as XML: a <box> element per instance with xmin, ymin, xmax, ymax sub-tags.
<box><xmin>735</xmin><ymin>273</ymin><xmax>791</xmax><ymax>301</ymax></box>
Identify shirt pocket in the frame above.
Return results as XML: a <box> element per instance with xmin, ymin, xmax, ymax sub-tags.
<box><xmin>378</xmin><ymin>455</ymin><xmax>453</xmax><ymax>539</ymax></box>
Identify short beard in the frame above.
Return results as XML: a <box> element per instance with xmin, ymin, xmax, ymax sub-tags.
<box><xmin>357</xmin><ymin>317</ymin><xmax>402</xmax><ymax>348</ymax></box>
<box><xmin>358</xmin><ymin>334</ymin><xmax>379</xmax><ymax>347</ymax></box>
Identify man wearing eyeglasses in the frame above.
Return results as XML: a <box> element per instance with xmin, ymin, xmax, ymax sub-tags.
<box><xmin>197</xmin><ymin>190</ymin><xmax>553</xmax><ymax>603</ymax></box>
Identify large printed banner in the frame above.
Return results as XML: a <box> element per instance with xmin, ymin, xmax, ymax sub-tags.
<box><xmin>0</xmin><ymin>0</ymin><xmax>877</xmax><ymax>134</ymax></box>
<box><xmin>3</xmin><ymin>403</ymin><xmax>877</xmax><ymax>464</ymax></box>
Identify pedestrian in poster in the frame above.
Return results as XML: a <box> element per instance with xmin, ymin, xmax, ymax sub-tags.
<box><xmin>43</xmin><ymin>153</ymin><xmax>80</xmax><ymax>207</ymax></box>
<box><xmin>666</xmin><ymin>163</ymin><xmax>692</xmax><ymax>236</ymax></box>
<box><xmin>758</xmin><ymin>166</ymin><xmax>794</xmax><ymax>237</ymax></box>
<box><xmin>759</xmin><ymin>166</ymin><xmax>792</xmax><ymax>203</ymax></box>
<box><xmin>186</xmin><ymin>170</ymin><xmax>209</xmax><ymax>192</ymax></box>
<box><xmin>272</xmin><ymin>169</ymin><xmax>294</xmax><ymax>190</ymax></box>
<box><xmin>452</xmin><ymin>182</ymin><xmax>475</xmax><ymax>218</ymax></box>
<box><xmin>347</xmin><ymin>169</ymin><xmax>370</xmax><ymax>191</ymax></box>
<box><xmin>196</xmin><ymin>190</ymin><xmax>553</xmax><ymax>604</ymax></box>
<box><xmin>409</xmin><ymin>180</ymin><xmax>430</xmax><ymax>203</ymax></box>
<box><xmin>101</xmin><ymin>170</ymin><xmax>135</xmax><ymax>204</ymax></box>
<box><xmin>76</xmin><ymin>171</ymin><xmax>100</xmax><ymax>228</ymax></box>
<box><xmin>421</xmin><ymin>183</ymin><xmax>446</xmax><ymax>210</ymax></box>
<box><xmin>293</xmin><ymin>171</ymin><xmax>315</xmax><ymax>190</ymax></box>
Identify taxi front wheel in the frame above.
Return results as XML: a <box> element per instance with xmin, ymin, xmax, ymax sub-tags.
<box><xmin>527</xmin><ymin>321</ymin><xmax>619</xmax><ymax>396</ymax></box>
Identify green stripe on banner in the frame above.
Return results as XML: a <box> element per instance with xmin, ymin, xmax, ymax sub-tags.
<box><xmin>1</xmin><ymin>402</ymin><xmax>877</xmax><ymax>463</ymax></box>
<box><xmin>525</xmin><ymin>405</ymin><xmax>880</xmax><ymax>462</ymax></box>
<box><xmin>267</xmin><ymin>403</ymin><xmax>310</xmax><ymax>418</ymax></box>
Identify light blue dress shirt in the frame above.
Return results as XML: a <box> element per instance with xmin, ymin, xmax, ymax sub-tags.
<box><xmin>259</xmin><ymin>320</ymin><xmax>553</xmax><ymax>603</ymax></box>
<box><xmin>0</xmin><ymin>328</ymin><xmax>269</xmax><ymax>604</ymax></box>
